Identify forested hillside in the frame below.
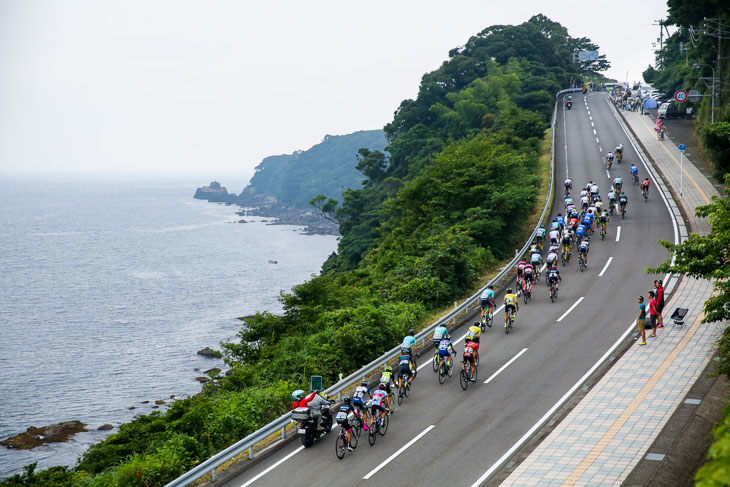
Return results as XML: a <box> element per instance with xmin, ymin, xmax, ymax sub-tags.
<box><xmin>0</xmin><ymin>15</ymin><xmax>605</xmax><ymax>487</ymax></box>
<box><xmin>238</xmin><ymin>130</ymin><xmax>387</xmax><ymax>209</ymax></box>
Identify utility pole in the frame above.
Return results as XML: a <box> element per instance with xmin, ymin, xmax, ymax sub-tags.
<box><xmin>653</xmin><ymin>19</ymin><xmax>665</xmax><ymax>67</ymax></box>
<box><xmin>703</xmin><ymin>17</ymin><xmax>730</xmax><ymax>111</ymax></box>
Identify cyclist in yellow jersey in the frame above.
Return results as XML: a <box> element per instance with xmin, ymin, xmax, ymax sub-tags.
<box><xmin>466</xmin><ymin>323</ymin><xmax>481</xmax><ymax>344</ymax></box>
<box><xmin>504</xmin><ymin>288</ymin><xmax>519</xmax><ymax>325</ymax></box>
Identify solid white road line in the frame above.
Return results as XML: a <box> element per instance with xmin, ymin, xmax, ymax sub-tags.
<box><xmin>469</xmin><ymin>318</ymin><xmax>640</xmax><ymax>487</ymax></box>
<box><xmin>615</xmin><ymin>226</ymin><xmax>621</xmax><ymax>242</ymax></box>
<box><xmin>363</xmin><ymin>425</ymin><xmax>436</xmax><ymax>480</ymax></box>
<box><xmin>556</xmin><ymin>296</ymin><xmax>584</xmax><ymax>322</ymax></box>
<box><xmin>484</xmin><ymin>348</ymin><xmax>528</xmax><ymax>384</ymax></box>
<box><xmin>598</xmin><ymin>257</ymin><xmax>613</xmax><ymax>277</ymax></box>
<box><xmin>240</xmin><ymin>446</ymin><xmax>305</xmax><ymax>487</ymax></box>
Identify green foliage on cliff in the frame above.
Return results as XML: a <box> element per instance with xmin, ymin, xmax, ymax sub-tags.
<box><xmin>237</xmin><ymin>130</ymin><xmax>387</xmax><ymax>209</ymax></box>
<box><xmin>1</xmin><ymin>14</ymin><xmax>604</xmax><ymax>487</ymax></box>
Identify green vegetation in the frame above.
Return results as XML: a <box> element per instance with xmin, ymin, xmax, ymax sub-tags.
<box><xmin>1</xmin><ymin>15</ymin><xmax>603</xmax><ymax>487</ymax></box>
<box><xmin>646</xmin><ymin>1</ymin><xmax>730</xmax><ymax>178</ymax></box>
<box><xmin>237</xmin><ymin>130</ymin><xmax>387</xmax><ymax>209</ymax></box>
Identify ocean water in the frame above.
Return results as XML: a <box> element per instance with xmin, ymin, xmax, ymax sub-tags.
<box><xmin>0</xmin><ymin>177</ymin><xmax>338</xmax><ymax>478</ymax></box>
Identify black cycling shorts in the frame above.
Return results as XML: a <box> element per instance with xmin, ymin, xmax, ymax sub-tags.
<box><xmin>505</xmin><ymin>304</ymin><xmax>516</xmax><ymax>313</ymax></box>
<box><xmin>480</xmin><ymin>298</ymin><xmax>491</xmax><ymax>309</ymax></box>
<box><xmin>399</xmin><ymin>364</ymin><xmax>412</xmax><ymax>378</ymax></box>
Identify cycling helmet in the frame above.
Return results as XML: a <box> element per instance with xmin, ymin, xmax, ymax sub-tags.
<box><xmin>487</xmin><ymin>284</ymin><xmax>493</xmax><ymax>289</ymax></box>
<box><xmin>292</xmin><ymin>389</ymin><xmax>305</xmax><ymax>401</ymax></box>
<box><xmin>444</xmin><ymin>333</ymin><xmax>451</xmax><ymax>340</ymax></box>
<box><xmin>540</xmin><ymin>225</ymin><xmax>545</xmax><ymax>229</ymax></box>
<box><xmin>384</xmin><ymin>365</ymin><xmax>393</xmax><ymax>373</ymax></box>
<box><xmin>506</xmin><ymin>287</ymin><xmax>513</xmax><ymax>293</ymax></box>
<box><xmin>465</xmin><ymin>336</ymin><xmax>473</xmax><ymax>343</ymax></box>
<box><xmin>378</xmin><ymin>383</ymin><xmax>386</xmax><ymax>390</ymax></box>
<box><xmin>408</xmin><ymin>329</ymin><xmax>415</xmax><ymax>336</ymax></box>
<box><xmin>343</xmin><ymin>396</ymin><xmax>351</xmax><ymax>406</ymax></box>
<box><xmin>360</xmin><ymin>379</ymin><xmax>368</xmax><ymax>386</ymax></box>
<box><xmin>473</xmin><ymin>321</ymin><xmax>480</xmax><ymax>327</ymax></box>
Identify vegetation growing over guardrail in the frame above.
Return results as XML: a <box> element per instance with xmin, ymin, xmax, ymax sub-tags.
<box><xmin>0</xmin><ymin>15</ymin><xmax>603</xmax><ymax>487</ymax></box>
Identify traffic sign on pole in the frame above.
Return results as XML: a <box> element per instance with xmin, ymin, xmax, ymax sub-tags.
<box><xmin>678</xmin><ymin>144</ymin><xmax>686</xmax><ymax>152</ymax></box>
<box><xmin>674</xmin><ymin>90</ymin><xmax>688</xmax><ymax>103</ymax></box>
<box><xmin>688</xmin><ymin>90</ymin><xmax>700</xmax><ymax>102</ymax></box>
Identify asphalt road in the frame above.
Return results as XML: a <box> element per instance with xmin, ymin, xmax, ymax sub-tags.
<box><xmin>221</xmin><ymin>92</ymin><xmax>676</xmax><ymax>487</ymax></box>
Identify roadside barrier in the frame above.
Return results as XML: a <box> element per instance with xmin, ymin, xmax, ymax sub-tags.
<box><xmin>164</xmin><ymin>88</ymin><xmax>581</xmax><ymax>487</ymax></box>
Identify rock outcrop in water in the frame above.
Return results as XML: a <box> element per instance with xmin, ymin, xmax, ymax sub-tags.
<box><xmin>193</xmin><ymin>181</ymin><xmax>237</xmax><ymax>203</ymax></box>
<box><xmin>1</xmin><ymin>421</ymin><xmax>87</xmax><ymax>449</ymax></box>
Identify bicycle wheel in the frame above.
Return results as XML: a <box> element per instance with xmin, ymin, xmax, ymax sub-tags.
<box><xmin>438</xmin><ymin>363</ymin><xmax>446</xmax><ymax>384</ymax></box>
<box><xmin>381</xmin><ymin>414</ymin><xmax>389</xmax><ymax>435</ymax></box>
<box><xmin>472</xmin><ymin>365</ymin><xmax>478</xmax><ymax>382</ymax></box>
<box><xmin>397</xmin><ymin>384</ymin><xmax>404</xmax><ymax>406</ymax></box>
<box><xmin>550</xmin><ymin>287</ymin><xmax>555</xmax><ymax>302</ymax></box>
<box><xmin>336</xmin><ymin>434</ymin><xmax>346</xmax><ymax>459</ymax></box>
<box><xmin>524</xmin><ymin>291</ymin><xmax>528</xmax><ymax>305</ymax></box>
<box><xmin>487</xmin><ymin>311</ymin><xmax>493</xmax><ymax>328</ymax></box>
<box><xmin>475</xmin><ymin>350</ymin><xmax>480</xmax><ymax>366</ymax></box>
<box><xmin>448</xmin><ymin>360</ymin><xmax>453</xmax><ymax>377</ymax></box>
<box><xmin>350</xmin><ymin>427</ymin><xmax>359</xmax><ymax>449</ymax></box>
<box><xmin>460</xmin><ymin>369</ymin><xmax>469</xmax><ymax>390</ymax></box>
<box><xmin>368</xmin><ymin>426</ymin><xmax>376</xmax><ymax>446</ymax></box>
<box><xmin>432</xmin><ymin>352</ymin><xmax>439</xmax><ymax>372</ymax></box>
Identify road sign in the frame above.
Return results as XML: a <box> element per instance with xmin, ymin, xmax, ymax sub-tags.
<box><xmin>688</xmin><ymin>89</ymin><xmax>701</xmax><ymax>102</ymax></box>
<box><xmin>674</xmin><ymin>90</ymin><xmax>688</xmax><ymax>103</ymax></box>
<box><xmin>578</xmin><ymin>50</ymin><xmax>599</xmax><ymax>62</ymax></box>
<box><xmin>310</xmin><ymin>375</ymin><xmax>322</xmax><ymax>392</ymax></box>
<box><xmin>678</xmin><ymin>144</ymin><xmax>685</xmax><ymax>152</ymax></box>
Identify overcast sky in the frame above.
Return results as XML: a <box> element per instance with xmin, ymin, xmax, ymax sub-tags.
<box><xmin>0</xmin><ymin>0</ymin><xmax>669</xmax><ymax>185</ymax></box>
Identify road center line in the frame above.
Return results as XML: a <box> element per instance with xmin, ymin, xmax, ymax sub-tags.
<box><xmin>605</xmin><ymin>170</ymin><xmax>610</xmax><ymax>179</ymax></box>
<box><xmin>598</xmin><ymin>146</ymin><xmax>602</xmax><ymax>152</ymax></box>
<box><xmin>484</xmin><ymin>348</ymin><xmax>528</xmax><ymax>384</ymax></box>
<box><xmin>556</xmin><ymin>296</ymin><xmax>584</xmax><ymax>322</ymax></box>
<box><xmin>591</xmin><ymin>122</ymin><xmax>594</xmax><ymax>127</ymax></box>
<box><xmin>592</xmin><ymin>129</ymin><xmax>596</xmax><ymax>135</ymax></box>
<box><xmin>598</xmin><ymin>257</ymin><xmax>613</xmax><ymax>277</ymax></box>
<box><xmin>589</xmin><ymin>116</ymin><xmax>592</xmax><ymax>121</ymax></box>
<box><xmin>240</xmin><ymin>446</ymin><xmax>304</xmax><ymax>487</ymax></box>
<box><xmin>596</xmin><ymin>137</ymin><xmax>599</xmax><ymax>144</ymax></box>
<box><xmin>615</xmin><ymin>226</ymin><xmax>621</xmax><ymax>242</ymax></box>
<box><xmin>363</xmin><ymin>425</ymin><xmax>436</xmax><ymax>479</ymax></box>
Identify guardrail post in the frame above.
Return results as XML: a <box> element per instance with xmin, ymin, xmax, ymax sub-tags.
<box><xmin>249</xmin><ymin>447</ymin><xmax>254</xmax><ymax>460</ymax></box>
<box><xmin>281</xmin><ymin>426</ymin><xmax>286</xmax><ymax>440</ymax></box>
<box><xmin>211</xmin><ymin>467</ymin><xmax>218</xmax><ymax>481</ymax></box>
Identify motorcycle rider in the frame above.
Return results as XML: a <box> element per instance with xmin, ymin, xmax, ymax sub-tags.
<box><xmin>292</xmin><ymin>389</ymin><xmax>331</xmax><ymax>430</ymax></box>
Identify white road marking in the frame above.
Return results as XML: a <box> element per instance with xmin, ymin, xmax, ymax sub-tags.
<box><xmin>469</xmin><ymin>318</ymin><xmax>640</xmax><ymax>487</ymax></box>
<box><xmin>589</xmin><ymin>116</ymin><xmax>592</xmax><ymax>121</ymax></box>
<box><xmin>484</xmin><ymin>348</ymin><xmax>528</xmax><ymax>384</ymax></box>
<box><xmin>591</xmin><ymin>122</ymin><xmax>594</xmax><ymax>127</ymax></box>
<box><xmin>606</xmin><ymin>170</ymin><xmax>610</xmax><ymax>179</ymax></box>
<box><xmin>240</xmin><ymin>446</ymin><xmax>305</xmax><ymax>487</ymax></box>
<box><xmin>598</xmin><ymin>146</ymin><xmax>602</xmax><ymax>152</ymax></box>
<box><xmin>363</xmin><ymin>425</ymin><xmax>436</xmax><ymax>479</ymax></box>
<box><xmin>592</xmin><ymin>129</ymin><xmax>597</xmax><ymax>135</ymax></box>
<box><xmin>587</xmin><ymin>111</ymin><xmax>591</xmax><ymax>116</ymax></box>
<box><xmin>556</xmin><ymin>296</ymin><xmax>584</xmax><ymax>322</ymax></box>
<box><xmin>598</xmin><ymin>257</ymin><xmax>613</xmax><ymax>277</ymax></box>
<box><xmin>596</xmin><ymin>137</ymin><xmax>600</xmax><ymax>144</ymax></box>
<box><xmin>539</xmin><ymin>264</ymin><xmax>547</xmax><ymax>273</ymax></box>
<box><xmin>615</xmin><ymin>226</ymin><xmax>621</xmax><ymax>242</ymax></box>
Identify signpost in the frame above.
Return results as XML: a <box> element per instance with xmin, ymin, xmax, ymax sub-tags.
<box><xmin>310</xmin><ymin>375</ymin><xmax>323</xmax><ymax>392</ymax></box>
<box><xmin>674</xmin><ymin>90</ymin><xmax>688</xmax><ymax>103</ymax></box>
<box><xmin>678</xmin><ymin>144</ymin><xmax>686</xmax><ymax>196</ymax></box>
<box><xmin>688</xmin><ymin>89</ymin><xmax>701</xmax><ymax>102</ymax></box>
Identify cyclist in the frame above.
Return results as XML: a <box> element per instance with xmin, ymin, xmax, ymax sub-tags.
<box><xmin>561</xmin><ymin>229</ymin><xmax>572</xmax><ymax>255</ymax></box>
<box><xmin>516</xmin><ymin>258</ymin><xmax>527</xmax><ymax>293</ymax></box>
<box><xmin>397</xmin><ymin>348</ymin><xmax>414</xmax><ymax>393</ymax></box>
<box><xmin>580</xmin><ymin>193</ymin><xmax>590</xmax><ymax>211</ymax></box>
<box><xmin>463</xmin><ymin>337</ymin><xmax>479</xmax><ymax>382</ymax></box>
<box><xmin>523</xmin><ymin>262</ymin><xmax>535</xmax><ymax>295</ymax></box>
<box><xmin>599</xmin><ymin>210</ymin><xmax>609</xmax><ymax>235</ymax></box>
<box><xmin>619</xmin><ymin>191</ymin><xmax>628</xmax><ymax>214</ymax></box>
<box><xmin>575</xmin><ymin>223</ymin><xmax>586</xmax><ymax>243</ymax></box>
<box><xmin>615</xmin><ymin>144</ymin><xmax>624</xmax><ymax>162</ymax></box>
<box><xmin>630</xmin><ymin>163</ymin><xmax>639</xmax><ymax>183</ymax></box>
<box><xmin>613</xmin><ymin>176</ymin><xmax>623</xmax><ymax>192</ymax></box>
<box><xmin>568</xmin><ymin>214</ymin><xmax>580</xmax><ymax>232</ymax></box>
<box><xmin>504</xmin><ymin>288</ymin><xmax>519</xmax><ymax>327</ymax></box>
<box><xmin>580</xmin><ymin>187</ymin><xmax>589</xmax><ymax>199</ymax></box>
<box><xmin>547</xmin><ymin>265</ymin><xmax>561</xmax><ymax>295</ymax></box>
<box><xmin>433</xmin><ymin>323</ymin><xmax>448</xmax><ymax>349</ymax></box>
<box><xmin>352</xmin><ymin>380</ymin><xmax>371</xmax><ymax>431</ymax></box>
<box><xmin>437</xmin><ymin>333</ymin><xmax>457</xmax><ymax>373</ymax></box>
<box><xmin>536</xmin><ymin>225</ymin><xmax>546</xmax><ymax>248</ymax></box>
<box><xmin>480</xmin><ymin>286</ymin><xmax>495</xmax><ymax>324</ymax></box>
<box><xmin>606</xmin><ymin>151</ymin><xmax>614</xmax><ymax>167</ymax></box>
<box><xmin>379</xmin><ymin>365</ymin><xmax>394</xmax><ymax>399</ymax></box>
<box><xmin>578</xmin><ymin>239</ymin><xmax>590</xmax><ymax>266</ymax></box>
<box><xmin>607</xmin><ymin>189</ymin><xmax>617</xmax><ymax>214</ymax></box>
<box><xmin>550</xmin><ymin>220</ymin><xmax>560</xmax><ymax>232</ymax></box>
<box><xmin>466</xmin><ymin>322</ymin><xmax>481</xmax><ymax>345</ymax></box>
<box><xmin>564</xmin><ymin>195</ymin><xmax>574</xmax><ymax>208</ymax></box>
<box><xmin>549</xmin><ymin>227</ymin><xmax>560</xmax><ymax>248</ymax></box>
<box><xmin>555</xmin><ymin>213</ymin><xmax>565</xmax><ymax>231</ymax></box>
<box><xmin>529</xmin><ymin>246</ymin><xmax>543</xmax><ymax>270</ymax></box>
<box><xmin>583</xmin><ymin>212</ymin><xmax>593</xmax><ymax>238</ymax></box>
<box><xmin>590</xmin><ymin>183</ymin><xmax>599</xmax><ymax>201</ymax></box>
<box><xmin>594</xmin><ymin>197</ymin><xmax>604</xmax><ymax>213</ymax></box>
<box><xmin>641</xmin><ymin>178</ymin><xmax>650</xmax><ymax>199</ymax></box>
<box><xmin>370</xmin><ymin>384</ymin><xmax>391</xmax><ymax>429</ymax></box>
<box><xmin>546</xmin><ymin>246</ymin><xmax>559</xmax><ymax>268</ymax></box>
<box><xmin>564</xmin><ymin>177</ymin><xmax>573</xmax><ymax>195</ymax></box>
<box><xmin>401</xmin><ymin>329</ymin><xmax>418</xmax><ymax>371</ymax></box>
<box><xmin>336</xmin><ymin>397</ymin><xmax>358</xmax><ymax>450</ymax></box>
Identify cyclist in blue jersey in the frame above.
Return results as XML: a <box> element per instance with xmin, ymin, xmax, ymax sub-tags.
<box><xmin>555</xmin><ymin>214</ymin><xmax>565</xmax><ymax>231</ymax></box>
<box><xmin>401</xmin><ymin>330</ymin><xmax>418</xmax><ymax>372</ymax></box>
<box><xmin>578</xmin><ymin>240</ymin><xmax>590</xmax><ymax>266</ymax></box>
<box><xmin>630</xmin><ymin>164</ymin><xmax>638</xmax><ymax>182</ymax></box>
<box><xmin>480</xmin><ymin>285</ymin><xmax>495</xmax><ymax>324</ymax></box>
<box><xmin>583</xmin><ymin>214</ymin><xmax>593</xmax><ymax>237</ymax></box>
<box><xmin>575</xmin><ymin>224</ymin><xmax>586</xmax><ymax>242</ymax></box>
<box><xmin>432</xmin><ymin>324</ymin><xmax>448</xmax><ymax>349</ymax></box>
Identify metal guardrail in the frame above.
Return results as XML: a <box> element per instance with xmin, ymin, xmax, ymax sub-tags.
<box><xmin>165</xmin><ymin>87</ymin><xmax>581</xmax><ymax>487</ymax></box>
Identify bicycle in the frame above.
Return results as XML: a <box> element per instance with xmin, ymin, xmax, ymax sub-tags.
<box><xmin>609</xmin><ymin>202</ymin><xmax>615</xmax><ymax>216</ymax></box>
<box><xmin>616</xmin><ymin>152</ymin><xmax>622</xmax><ymax>164</ymax></box>
<box><xmin>480</xmin><ymin>306</ymin><xmax>493</xmax><ymax>331</ymax></box>
<box><xmin>620</xmin><ymin>203</ymin><xmax>626</xmax><ymax>219</ymax></box>
<box><xmin>642</xmin><ymin>186</ymin><xmax>649</xmax><ymax>202</ymax></box>
<box><xmin>335</xmin><ymin>418</ymin><xmax>360</xmax><ymax>459</ymax></box>
<box><xmin>562</xmin><ymin>247</ymin><xmax>570</xmax><ymax>266</ymax></box>
<box><xmin>397</xmin><ymin>374</ymin><xmax>410</xmax><ymax>406</ymax></box>
<box><xmin>432</xmin><ymin>349</ymin><xmax>440</xmax><ymax>373</ymax></box>
<box><xmin>578</xmin><ymin>254</ymin><xmax>586</xmax><ymax>272</ymax></box>
<box><xmin>523</xmin><ymin>281</ymin><xmax>532</xmax><ymax>304</ymax></box>
<box><xmin>606</xmin><ymin>158</ymin><xmax>612</xmax><ymax>170</ymax></box>
<box><xmin>459</xmin><ymin>353</ymin><xmax>479</xmax><ymax>391</ymax></box>
<box><xmin>367</xmin><ymin>408</ymin><xmax>390</xmax><ymax>446</ymax></box>
<box><xmin>550</xmin><ymin>282</ymin><xmax>558</xmax><ymax>302</ymax></box>
<box><xmin>438</xmin><ymin>353</ymin><xmax>455</xmax><ymax>385</ymax></box>
<box><xmin>600</xmin><ymin>224</ymin><xmax>606</xmax><ymax>240</ymax></box>
<box><xmin>632</xmin><ymin>173</ymin><xmax>639</xmax><ymax>185</ymax></box>
<box><xmin>505</xmin><ymin>308</ymin><xmax>515</xmax><ymax>334</ymax></box>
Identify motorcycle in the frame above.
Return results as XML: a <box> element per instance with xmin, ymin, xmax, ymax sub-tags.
<box><xmin>566</xmin><ymin>101</ymin><xmax>572</xmax><ymax>110</ymax></box>
<box><xmin>292</xmin><ymin>402</ymin><xmax>334</xmax><ymax>447</ymax></box>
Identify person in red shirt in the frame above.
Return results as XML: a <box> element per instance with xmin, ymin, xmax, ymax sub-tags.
<box><xmin>648</xmin><ymin>290</ymin><xmax>658</xmax><ymax>337</ymax></box>
<box><xmin>654</xmin><ymin>280</ymin><xmax>665</xmax><ymax>328</ymax></box>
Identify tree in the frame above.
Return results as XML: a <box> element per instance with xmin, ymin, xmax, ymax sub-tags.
<box><xmin>648</xmin><ymin>178</ymin><xmax>730</xmax><ymax>324</ymax></box>
<box><xmin>642</xmin><ymin>65</ymin><xmax>658</xmax><ymax>84</ymax></box>
<box><xmin>355</xmin><ymin>148</ymin><xmax>388</xmax><ymax>186</ymax></box>
<box><xmin>309</xmin><ymin>194</ymin><xmax>342</xmax><ymax>224</ymax></box>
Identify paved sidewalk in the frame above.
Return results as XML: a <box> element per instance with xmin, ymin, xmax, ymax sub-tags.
<box><xmin>499</xmin><ymin>98</ymin><xmax>724</xmax><ymax>486</ymax></box>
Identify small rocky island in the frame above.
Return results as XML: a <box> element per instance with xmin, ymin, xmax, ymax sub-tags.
<box><xmin>193</xmin><ymin>181</ymin><xmax>237</xmax><ymax>204</ymax></box>
<box><xmin>1</xmin><ymin>421</ymin><xmax>87</xmax><ymax>449</ymax></box>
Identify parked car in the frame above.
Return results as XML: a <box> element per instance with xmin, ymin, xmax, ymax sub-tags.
<box><xmin>658</xmin><ymin>101</ymin><xmax>692</xmax><ymax>119</ymax></box>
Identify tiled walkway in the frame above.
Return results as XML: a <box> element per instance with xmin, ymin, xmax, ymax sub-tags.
<box><xmin>500</xmin><ymin>98</ymin><xmax>723</xmax><ymax>486</ymax></box>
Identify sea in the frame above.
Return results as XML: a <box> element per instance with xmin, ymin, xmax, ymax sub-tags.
<box><xmin>0</xmin><ymin>176</ymin><xmax>338</xmax><ymax>478</ymax></box>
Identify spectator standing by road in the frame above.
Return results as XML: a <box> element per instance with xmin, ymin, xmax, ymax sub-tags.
<box><xmin>637</xmin><ymin>296</ymin><xmax>647</xmax><ymax>346</ymax></box>
<box><xmin>648</xmin><ymin>291</ymin><xmax>658</xmax><ymax>337</ymax></box>
<box><xmin>654</xmin><ymin>280</ymin><xmax>665</xmax><ymax>328</ymax></box>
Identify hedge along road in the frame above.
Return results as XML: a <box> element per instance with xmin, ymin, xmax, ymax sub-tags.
<box><xmin>222</xmin><ymin>92</ymin><xmax>676</xmax><ymax>487</ymax></box>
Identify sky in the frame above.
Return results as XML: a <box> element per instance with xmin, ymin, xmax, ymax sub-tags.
<box><xmin>0</xmin><ymin>0</ymin><xmax>669</xmax><ymax>187</ymax></box>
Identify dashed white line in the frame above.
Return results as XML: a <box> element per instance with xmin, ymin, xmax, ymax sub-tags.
<box><xmin>615</xmin><ymin>226</ymin><xmax>621</xmax><ymax>242</ymax></box>
<box><xmin>484</xmin><ymin>348</ymin><xmax>528</xmax><ymax>384</ymax></box>
<box><xmin>363</xmin><ymin>425</ymin><xmax>436</xmax><ymax>479</ymax></box>
<box><xmin>592</xmin><ymin>129</ymin><xmax>597</xmax><ymax>135</ymax></box>
<box><xmin>589</xmin><ymin>116</ymin><xmax>593</xmax><ymax>121</ymax></box>
<box><xmin>598</xmin><ymin>146</ymin><xmax>602</xmax><ymax>153</ymax></box>
<box><xmin>596</xmin><ymin>137</ymin><xmax>600</xmax><ymax>144</ymax></box>
<box><xmin>240</xmin><ymin>446</ymin><xmax>304</xmax><ymax>487</ymax></box>
<box><xmin>598</xmin><ymin>257</ymin><xmax>613</xmax><ymax>277</ymax></box>
<box><xmin>591</xmin><ymin>122</ymin><xmax>595</xmax><ymax>127</ymax></box>
<box><xmin>606</xmin><ymin>169</ymin><xmax>611</xmax><ymax>179</ymax></box>
<box><xmin>556</xmin><ymin>296</ymin><xmax>584</xmax><ymax>322</ymax></box>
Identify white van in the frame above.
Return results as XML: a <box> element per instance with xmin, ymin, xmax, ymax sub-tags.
<box><xmin>657</xmin><ymin>103</ymin><xmax>670</xmax><ymax>118</ymax></box>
